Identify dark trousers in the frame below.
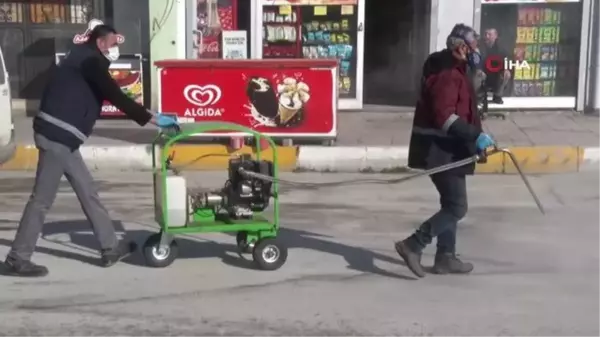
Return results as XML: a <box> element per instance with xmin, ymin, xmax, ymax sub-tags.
<box><xmin>485</xmin><ymin>72</ymin><xmax>510</xmax><ymax>97</ymax></box>
<box><xmin>408</xmin><ymin>172</ymin><xmax>468</xmax><ymax>255</ymax></box>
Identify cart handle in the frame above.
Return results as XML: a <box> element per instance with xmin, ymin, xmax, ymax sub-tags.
<box><xmin>151</xmin><ymin>122</ymin><xmax>280</xmax><ymax>182</ymax></box>
<box><xmin>154</xmin><ymin>122</ymin><xmax>278</xmax><ymax>152</ymax></box>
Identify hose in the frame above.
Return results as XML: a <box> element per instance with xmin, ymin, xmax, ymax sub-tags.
<box><xmin>238</xmin><ymin>155</ymin><xmax>480</xmax><ymax>188</ymax></box>
<box><xmin>239</xmin><ymin>148</ymin><xmax>546</xmax><ymax>215</ymax></box>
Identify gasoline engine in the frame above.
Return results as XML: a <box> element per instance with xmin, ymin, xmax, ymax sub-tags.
<box><xmin>190</xmin><ymin>154</ymin><xmax>274</xmax><ymax>219</ymax></box>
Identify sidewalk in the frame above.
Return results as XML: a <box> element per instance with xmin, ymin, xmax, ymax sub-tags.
<box><xmin>3</xmin><ymin>110</ymin><xmax>599</xmax><ymax>173</ymax></box>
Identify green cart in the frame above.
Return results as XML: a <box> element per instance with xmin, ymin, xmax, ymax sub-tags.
<box><xmin>143</xmin><ymin>122</ymin><xmax>287</xmax><ymax>270</ymax></box>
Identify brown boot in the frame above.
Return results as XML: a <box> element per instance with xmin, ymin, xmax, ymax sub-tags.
<box><xmin>431</xmin><ymin>253</ymin><xmax>474</xmax><ymax>274</ymax></box>
<box><xmin>394</xmin><ymin>240</ymin><xmax>426</xmax><ymax>278</ymax></box>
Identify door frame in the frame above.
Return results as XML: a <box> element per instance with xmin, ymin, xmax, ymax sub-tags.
<box><xmin>339</xmin><ymin>0</ymin><xmax>364</xmax><ymax>110</ymax></box>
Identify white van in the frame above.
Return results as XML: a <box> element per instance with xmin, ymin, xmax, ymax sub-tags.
<box><xmin>0</xmin><ymin>44</ymin><xmax>15</xmax><ymax>164</ymax></box>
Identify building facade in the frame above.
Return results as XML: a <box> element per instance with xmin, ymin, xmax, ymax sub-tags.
<box><xmin>147</xmin><ymin>0</ymin><xmax>597</xmax><ymax>113</ymax></box>
<box><xmin>0</xmin><ymin>0</ymin><xmax>150</xmax><ymax>110</ymax></box>
<box><xmin>2</xmin><ymin>1</ymin><xmax>594</xmax><ymax>114</ymax></box>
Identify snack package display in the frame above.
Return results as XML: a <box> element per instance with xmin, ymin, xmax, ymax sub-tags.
<box><xmin>533</xmin><ymin>63</ymin><xmax>541</xmax><ymax>80</ymax></box>
<box><xmin>263</xmin><ymin>4</ymin><xmax>358</xmax><ymax>98</ymax></box>
<box><xmin>540</xmin><ymin>64</ymin><xmax>549</xmax><ymax>79</ymax></box>
<box><xmin>340</xmin><ymin>61</ymin><xmax>350</xmax><ymax>76</ymax></box>
<box><xmin>540</xmin><ymin>45</ymin><xmax>550</xmax><ymax>60</ymax></box>
<box><xmin>514</xmin><ymin>45</ymin><xmax>526</xmax><ymax>61</ymax></box>
<box><xmin>263</xmin><ymin>7</ymin><xmax>301</xmax><ymax>58</ymax></box>
<box><xmin>513</xmin><ymin>67</ymin><xmax>523</xmax><ymax>81</ymax></box>
<box><xmin>297</xmin><ymin>5</ymin><xmax>358</xmax><ymax>97</ymax></box>
<box><xmin>534</xmin><ymin>82</ymin><xmax>543</xmax><ymax>96</ymax></box>
<box><xmin>507</xmin><ymin>5</ymin><xmax>575</xmax><ymax>97</ymax></box>
<box><xmin>327</xmin><ymin>45</ymin><xmax>337</xmax><ymax>57</ymax></box>
<box><xmin>516</xmin><ymin>27</ymin><xmax>523</xmax><ymax>43</ymax></box>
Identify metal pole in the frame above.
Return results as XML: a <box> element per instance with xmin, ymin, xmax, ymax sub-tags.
<box><xmin>591</xmin><ymin>0</ymin><xmax>600</xmax><ymax>113</ymax></box>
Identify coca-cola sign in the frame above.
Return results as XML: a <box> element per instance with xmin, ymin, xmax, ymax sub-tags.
<box><xmin>195</xmin><ymin>0</ymin><xmax>236</xmax><ymax>59</ymax></box>
<box><xmin>73</xmin><ymin>18</ymin><xmax>125</xmax><ymax>44</ymax></box>
<box><xmin>201</xmin><ymin>40</ymin><xmax>220</xmax><ymax>54</ymax></box>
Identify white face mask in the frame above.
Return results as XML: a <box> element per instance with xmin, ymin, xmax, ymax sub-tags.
<box><xmin>105</xmin><ymin>46</ymin><xmax>120</xmax><ymax>62</ymax></box>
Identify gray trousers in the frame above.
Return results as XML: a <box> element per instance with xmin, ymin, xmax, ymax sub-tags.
<box><xmin>8</xmin><ymin>133</ymin><xmax>118</xmax><ymax>261</ymax></box>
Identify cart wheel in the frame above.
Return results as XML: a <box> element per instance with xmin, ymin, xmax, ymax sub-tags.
<box><xmin>252</xmin><ymin>238</ymin><xmax>287</xmax><ymax>271</ymax></box>
<box><xmin>143</xmin><ymin>233</ymin><xmax>179</xmax><ymax>268</ymax></box>
<box><xmin>236</xmin><ymin>231</ymin><xmax>252</xmax><ymax>253</ymax></box>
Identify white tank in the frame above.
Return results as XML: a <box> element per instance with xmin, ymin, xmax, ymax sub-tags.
<box><xmin>154</xmin><ymin>174</ymin><xmax>189</xmax><ymax>227</ymax></box>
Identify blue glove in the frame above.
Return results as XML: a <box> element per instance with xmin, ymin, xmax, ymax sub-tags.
<box><xmin>475</xmin><ymin>133</ymin><xmax>496</xmax><ymax>152</ymax></box>
<box><xmin>156</xmin><ymin>113</ymin><xmax>179</xmax><ymax>128</ymax></box>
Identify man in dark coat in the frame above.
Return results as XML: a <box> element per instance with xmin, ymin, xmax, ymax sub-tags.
<box><xmin>395</xmin><ymin>24</ymin><xmax>496</xmax><ymax>278</ymax></box>
<box><xmin>2</xmin><ymin>24</ymin><xmax>178</xmax><ymax>277</ymax></box>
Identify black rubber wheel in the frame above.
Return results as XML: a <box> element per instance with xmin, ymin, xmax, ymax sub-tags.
<box><xmin>252</xmin><ymin>238</ymin><xmax>287</xmax><ymax>271</ymax></box>
<box><xmin>142</xmin><ymin>233</ymin><xmax>179</xmax><ymax>268</ymax></box>
<box><xmin>236</xmin><ymin>231</ymin><xmax>252</xmax><ymax>253</ymax></box>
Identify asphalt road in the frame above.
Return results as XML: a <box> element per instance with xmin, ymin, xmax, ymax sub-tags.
<box><xmin>0</xmin><ymin>171</ymin><xmax>597</xmax><ymax>336</ymax></box>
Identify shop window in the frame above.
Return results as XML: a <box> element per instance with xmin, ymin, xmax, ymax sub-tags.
<box><xmin>480</xmin><ymin>1</ymin><xmax>583</xmax><ymax>98</ymax></box>
<box><xmin>0</xmin><ymin>3</ymin><xmax>24</xmax><ymax>23</ymax></box>
<box><xmin>261</xmin><ymin>1</ymin><xmax>359</xmax><ymax>98</ymax></box>
<box><xmin>29</xmin><ymin>0</ymin><xmax>94</xmax><ymax>24</ymax></box>
<box><xmin>195</xmin><ymin>0</ymin><xmax>238</xmax><ymax>58</ymax></box>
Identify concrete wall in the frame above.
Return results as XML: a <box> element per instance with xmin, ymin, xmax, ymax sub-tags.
<box><xmin>148</xmin><ymin>0</ymin><xmax>185</xmax><ymax>110</ymax></box>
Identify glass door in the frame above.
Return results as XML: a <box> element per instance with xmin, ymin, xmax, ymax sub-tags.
<box><xmin>187</xmin><ymin>0</ymin><xmax>239</xmax><ymax>59</ymax></box>
<box><xmin>477</xmin><ymin>0</ymin><xmax>584</xmax><ymax>109</ymax></box>
<box><xmin>254</xmin><ymin>0</ymin><xmax>365</xmax><ymax>110</ymax></box>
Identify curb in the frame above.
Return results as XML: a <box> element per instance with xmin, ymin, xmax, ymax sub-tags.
<box><xmin>0</xmin><ymin>144</ymin><xmax>598</xmax><ymax>174</ymax></box>
<box><xmin>296</xmin><ymin>145</ymin><xmax>600</xmax><ymax>174</ymax></box>
<box><xmin>0</xmin><ymin>144</ymin><xmax>299</xmax><ymax>172</ymax></box>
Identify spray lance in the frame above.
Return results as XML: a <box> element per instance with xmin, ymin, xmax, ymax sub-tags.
<box><xmin>237</xmin><ymin>146</ymin><xmax>545</xmax><ymax>215</ymax></box>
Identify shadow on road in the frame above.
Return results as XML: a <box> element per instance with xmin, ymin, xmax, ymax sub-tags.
<box><xmin>0</xmin><ymin>219</ymin><xmax>414</xmax><ymax>280</ymax></box>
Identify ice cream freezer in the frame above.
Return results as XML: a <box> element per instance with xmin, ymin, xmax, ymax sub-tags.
<box><xmin>155</xmin><ymin>59</ymin><xmax>338</xmax><ymax>140</ymax></box>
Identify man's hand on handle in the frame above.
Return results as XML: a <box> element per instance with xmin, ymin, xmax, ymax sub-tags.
<box><xmin>148</xmin><ymin>110</ymin><xmax>180</xmax><ymax>129</ymax></box>
<box><xmin>476</xmin><ymin>133</ymin><xmax>496</xmax><ymax>153</ymax></box>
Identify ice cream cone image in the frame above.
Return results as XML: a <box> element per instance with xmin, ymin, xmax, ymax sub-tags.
<box><xmin>276</xmin><ymin>77</ymin><xmax>310</xmax><ymax>127</ymax></box>
<box><xmin>277</xmin><ymin>102</ymin><xmax>299</xmax><ymax>125</ymax></box>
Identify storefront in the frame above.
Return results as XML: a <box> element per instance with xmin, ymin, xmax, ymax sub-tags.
<box><xmin>179</xmin><ymin>0</ymin><xmax>430</xmax><ymax>110</ymax></box>
<box><xmin>180</xmin><ymin>0</ymin><xmax>362</xmax><ymax>109</ymax></box>
<box><xmin>0</xmin><ymin>0</ymin><xmax>149</xmax><ymax>111</ymax></box>
<box><xmin>475</xmin><ymin>0</ymin><xmax>593</xmax><ymax>110</ymax></box>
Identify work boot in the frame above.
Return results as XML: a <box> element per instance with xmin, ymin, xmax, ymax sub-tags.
<box><xmin>100</xmin><ymin>241</ymin><xmax>137</xmax><ymax>267</ymax></box>
<box><xmin>431</xmin><ymin>253</ymin><xmax>474</xmax><ymax>275</ymax></box>
<box><xmin>492</xmin><ymin>95</ymin><xmax>504</xmax><ymax>104</ymax></box>
<box><xmin>2</xmin><ymin>256</ymin><xmax>49</xmax><ymax>277</ymax></box>
<box><xmin>394</xmin><ymin>240</ymin><xmax>426</xmax><ymax>278</ymax></box>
